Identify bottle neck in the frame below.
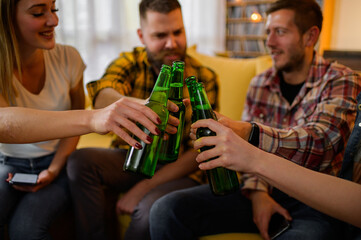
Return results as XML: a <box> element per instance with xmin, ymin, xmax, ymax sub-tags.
<box><xmin>192</xmin><ymin>83</ymin><xmax>216</xmax><ymax>120</ymax></box>
<box><xmin>148</xmin><ymin>66</ymin><xmax>171</xmax><ymax>106</ymax></box>
<box><xmin>169</xmin><ymin>70</ymin><xmax>184</xmax><ymax>100</ymax></box>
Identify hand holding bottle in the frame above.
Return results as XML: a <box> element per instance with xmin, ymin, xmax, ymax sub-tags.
<box><xmin>164</xmin><ymin>100</ymin><xmax>180</xmax><ymax>135</ymax></box>
<box><xmin>90</xmin><ymin>97</ymin><xmax>162</xmax><ymax>149</ymax></box>
<box><xmin>124</xmin><ymin>64</ymin><xmax>172</xmax><ymax>178</ymax></box>
<box><xmin>191</xmin><ymin>118</ymin><xmax>259</xmax><ymax>174</ymax></box>
<box><xmin>190</xmin><ymin>111</ymin><xmax>252</xmax><ymax>141</ymax></box>
<box><xmin>186</xmin><ymin>78</ymin><xmax>239</xmax><ymax>195</ymax></box>
<box><xmin>164</xmin><ymin>98</ymin><xmax>191</xmax><ymax>139</ymax></box>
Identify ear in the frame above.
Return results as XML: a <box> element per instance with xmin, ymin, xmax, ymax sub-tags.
<box><xmin>137</xmin><ymin>28</ymin><xmax>145</xmax><ymax>45</ymax></box>
<box><xmin>303</xmin><ymin>26</ymin><xmax>320</xmax><ymax>47</ymax></box>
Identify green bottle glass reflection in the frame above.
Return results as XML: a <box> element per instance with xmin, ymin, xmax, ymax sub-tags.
<box><xmin>158</xmin><ymin>61</ymin><xmax>186</xmax><ymax>163</ymax></box>
<box><xmin>123</xmin><ymin>65</ymin><xmax>171</xmax><ymax>178</ymax></box>
<box><xmin>185</xmin><ymin>77</ymin><xmax>239</xmax><ymax>196</ymax></box>
<box><xmin>184</xmin><ymin>76</ymin><xmax>198</xmax><ymax>123</ymax></box>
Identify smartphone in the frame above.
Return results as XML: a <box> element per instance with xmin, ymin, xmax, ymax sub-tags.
<box><xmin>9</xmin><ymin>173</ymin><xmax>38</xmax><ymax>186</ymax></box>
<box><xmin>268</xmin><ymin>213</ymin><xmax>290</xmax><ymax>239</ymax></box>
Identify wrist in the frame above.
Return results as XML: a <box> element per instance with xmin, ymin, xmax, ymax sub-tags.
<box><xmin>137</xmin><ymin>178</ymin><xmax>156</xmax><ymax>190</ymax></box>
<box><xmin>46</xmin><ymin>167</ymin><xmax>59</xmax><ymax>178</ymax></box>
<box><xmin>248</xmin><ymin>122</ymin><xmax>259</xmax><ymax>147</ymax></box>
<box><xmin>248</xmin><ymin>189</ymin><xmax>267</xmax><ymax>201</ymax></box>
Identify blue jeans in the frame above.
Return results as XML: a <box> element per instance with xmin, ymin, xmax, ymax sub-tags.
<box><xmin>150</xmin><ymin>185</ymin><xmax>344</xmax><ymax>240</ymax></box>
<box><xmin>0</xmin><ymin>153</ymin><xmax>70</xmax><ymax>240</ymax></box>
<box><xmin>340</xmin><ymin>93</ymin><xmax>361</xmax><ymax>182</ymax></box>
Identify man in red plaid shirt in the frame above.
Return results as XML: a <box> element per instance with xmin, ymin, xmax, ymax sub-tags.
<box><xmin>149</xmin><ymin>0</ymin><xmax>361</xmax><ymax>240</ymax></box>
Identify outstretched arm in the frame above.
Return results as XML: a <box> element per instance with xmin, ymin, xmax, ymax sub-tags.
<box><xmin>0</xmin><ymin>97</ymin><xmax>161</xmax><ymax>148</ymax></box>
<box><xmin>192</xmin><ymin>119</ymin><xmax>361</xmax><ymax>229</ymax></box>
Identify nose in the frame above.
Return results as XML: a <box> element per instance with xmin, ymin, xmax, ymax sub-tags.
<box><xmin>266</xmin><ymin>31</ymin><xmax>276</xmax><ymax>48</ymax></box>
<box><xmin>46</xmin><ymin>12</ymin><xmax>59</xmax><ymax>27</ymax></box>
<box><xmin>165</xmin><ymin>35</ymin><xmax>177</xmax><ymax>49</ymax></box>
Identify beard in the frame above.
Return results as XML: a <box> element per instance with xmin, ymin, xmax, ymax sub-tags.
<box><xmin>277</xmin><ymin>49</ymin><xmax>305</xmax><ymax>73</ymax></box>
<box><xmin>146</xmin><ymin>47</ymin><xmax>186</xmax><ymax>71</ymax></box>
<box><xmin>273</xmin><ymin>39</ymin><xmax>306</xmax><ymax>73</ymax></box>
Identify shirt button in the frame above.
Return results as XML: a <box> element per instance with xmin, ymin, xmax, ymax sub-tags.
<box><xmin>358</xmin><ymin>104</ymin><xmax>361</xmax><ymax>111</ymax></box>
<box><xmin>359</xmin><ymin>122</ymin><xmax>361</xmax><ymax>127</ymax></box>
<box><xmin>259</xmin><ymin>113</ymin><xmax>264</xmax><ymax>118</ymax></box>
<box><xmin>283</xmin><ymin>118</ymin><xmax>287</xmax><ymax>122</ymax></box>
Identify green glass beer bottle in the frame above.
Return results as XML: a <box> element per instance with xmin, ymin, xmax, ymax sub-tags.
<box><xmin>158</xmin><ymin>61</ymin><xmax>186</xmax><ymax>163</ymax></box>
<box><xmin>185</xmin><ymin>77</ymin><xmax>239</xmax><ymax>195</ymax></box>
<box><xmin>184</xmin><ymin>76</ymin><xmax>198</xmax><ymax>123</ymax></box>
<box><xmin>123</xmin><ymin>65</ymin><xmax>171</xmax><ymax>178</ymax></box>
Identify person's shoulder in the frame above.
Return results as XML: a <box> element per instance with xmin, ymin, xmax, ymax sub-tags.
<box><xmin>313</xmin><ymin>54</ymin><xmax>356</xmax><ymax>78</ymax></box>
<box><xmin>112</xmin><ymin>47</ymin><xmax>145</xmax><ymax>66</ymax></box>
<box><xmin>328</xmin><ymin>60</ymin><xmax>359</xmax><ymax>77</ymax></box>
<box><xmin>47</xmin><ymin>44</ymin><xmax>82</xmax><ymax>62</ymax></box>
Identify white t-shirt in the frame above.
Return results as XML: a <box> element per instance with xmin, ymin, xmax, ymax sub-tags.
<box><xmin>0</xmin><ymin>44</ymin><xmax>86</xmax><ymax>158</ymax></box>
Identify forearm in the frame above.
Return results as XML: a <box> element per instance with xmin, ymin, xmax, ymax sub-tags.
<box><xmin>0</xmin><ymin>107</ymin><xmax>94</xmax><ymax>143</ymax></box>
<box><xmin>253</xmin><ymin>152</ymin><xmax>361</xmax><ymax>228</ymax></box>
<box><xmin>48</xmin><ymin>136</ymin><xmax>79</xmax><ymax>176</ymax></box>
<box><xmin>93</xmin><ymin>88</ymin><xmax>146</xmax><ymax>109</ymax></box>
<box><xmin>94</xmin><ymin>88</ymin><xmax>123</xmax><ymax>109</ymax></box>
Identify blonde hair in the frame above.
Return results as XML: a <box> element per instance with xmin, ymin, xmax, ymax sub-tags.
<box><xmin>0</xmin><ymin>0</ymin><xmax>21</xmax><ymax>104</ymax></box>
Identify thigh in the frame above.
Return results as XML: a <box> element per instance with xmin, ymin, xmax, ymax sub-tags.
<box><xmin>8</xmin><ymin>171</ymin><xmax>71</xmax><ymax>237</ymax></box>
<box><xmin>67</xmin><ymin>148</ymin><xmax>143</xmax><ymax>191</ymax></box>
<box><xmin>152</xmin><ymin>184</ymin><xmax>257</xmax><ymax>236</ymax></box>
<box><xmin>0</xmin><ymin>163</ymin><xmax>23</xmax><ymax>224</ymax></box>
<box><xmin>125</xmin><ymin>178</ymin><xmax>200</xmax><ymax>240</ymax></box>
<box><xmin>277</xmin><ymin>200</ymin><xmax>343</xmax><ymax>240</ymax></box>
<box><xmin>351</xmin><ymin>228</ymin><xmax>361</xmax><ymax>240</ymax></box>
<box><xmin>136</xmin><ymin>177</ymin><xmax>199</xmax><ymax>213</ymax></box>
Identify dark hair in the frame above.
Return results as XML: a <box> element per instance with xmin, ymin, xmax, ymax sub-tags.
<box><xmin>266</xmin><ymin>0</ymin><xmax>323</xmax><ymax>34</ymax></box>
<box><xmin>139</xmin><ymin>0</ymin><xmax>181</xmax><ymax>19</ymax></box>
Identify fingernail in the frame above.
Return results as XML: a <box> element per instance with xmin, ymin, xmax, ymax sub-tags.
<box><xmin>155</xmin><ymin>128</ymin><xmax>161</xmax><ymax>135</ymax></box>
<box><xmin>147</xmin><ymin>136</ymin><xmax>153</xmax><ymax>143</ymax></box>
<box><xmin>157</xmin><ymin>118</ymin><xmax>162</xmax><ymax>124</ymax></box>
<box><xmin>135</xmin><ymin>143</ymin><xmax>143</xmax><ymax>149</ymax></box>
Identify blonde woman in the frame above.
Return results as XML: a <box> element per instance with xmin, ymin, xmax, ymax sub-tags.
<box><xmin>0</xmin><ymin>0</ymin><xmax>167</xmax><ymax>239</ymax></box>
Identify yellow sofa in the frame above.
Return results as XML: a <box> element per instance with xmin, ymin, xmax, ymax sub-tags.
<box><xmin>77</xmin><ymin>46</ymin><xmax>273</xmax><ymax>240</ymax></box>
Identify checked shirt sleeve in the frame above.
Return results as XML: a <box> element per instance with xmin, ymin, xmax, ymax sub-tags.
<box><xmin>241</xmin><ymin>62</ymin><xmax>361</xmax><ymax>193</ymax></box>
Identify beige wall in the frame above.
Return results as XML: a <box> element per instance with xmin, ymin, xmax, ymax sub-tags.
<box><xmin>330</xmin><ymin>0</ymin><xmax>361</xmax><ymax>51</ymax></box>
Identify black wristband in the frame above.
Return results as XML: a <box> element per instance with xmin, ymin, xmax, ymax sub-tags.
<box><xmin>248</xmin><ymin>122</ymin><xmax>259</xmax><ymax>147</ymax></box>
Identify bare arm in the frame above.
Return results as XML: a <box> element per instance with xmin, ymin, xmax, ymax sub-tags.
<box><xmin>0</xmin><ymin>107</ymin><xmax>92</xmax><ymax>143</ymax></box>
<box><xmin>8</xmin><ymin>79</ymin><xmax>85</xmax><ymax>192</ymax></box>
<box><xmin>192</xmin><ymin>119</ymin><xmax>361</xmax><ymax>229</ymax></box>
<box><xmin>254</xmin><ymin>152</ymin><xmax>361</xmax><ymax>229</ymax></box>
<box><xmin>94</xmin><ymin>88</ymin><xmax>145</xmax><ymax>109</ymax></box>
<box><xmin>0</xmin><ymin>100</ymin><xmax>161</xmax><ymax>148</ymax></box>
<box><xmin>47</xmin><ymin>78</ymin><xmax>85</xmax><ymax>177</ymax></box>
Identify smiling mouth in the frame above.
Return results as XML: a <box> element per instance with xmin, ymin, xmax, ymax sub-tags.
<box><xmin>40</xmin><ymin>31</ymin><xmax>54</xmax><ymax>38</ymax></box>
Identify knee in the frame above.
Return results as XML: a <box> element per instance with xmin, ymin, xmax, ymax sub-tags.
<box><xmin>66</xmin><ymin>148</ymin><xmax>94</xmax><ymax>180</ymax></box>
<box><xmin>149</xmin><ymin>192</ymin><xmax>183</xmax><ymax>225</ymax></box>
<box><xmin>9</xmin><ymin>221</ymin><xmax>48</xmax><ymax>240</ymax></box>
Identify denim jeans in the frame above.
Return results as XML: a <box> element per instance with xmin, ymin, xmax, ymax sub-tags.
<box><xmin>0</xmin><ymin>153</ymin><xmax>70</xmax><ymax>240</ymax></box>
<box><xmin>340</xmin><ymin>93</ymin><xmax>361</xmax><ymax>182</ymax></box>
<box><xmin>150</xmin><ymin>185</ymin><xmax>344</xmax><ymax>240</ymax></box>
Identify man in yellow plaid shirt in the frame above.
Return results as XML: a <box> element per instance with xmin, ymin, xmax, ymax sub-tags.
<box><xmin>67</xmin><ymin>0</ymin><xmax>219</xmax><ymax>240</ymax></box>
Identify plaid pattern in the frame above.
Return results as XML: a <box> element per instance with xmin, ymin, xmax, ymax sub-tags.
<box><xmin>87</xmin><ymin>47</ymin><xmax>219</xmax><ymax>184</ymax></box>
<box><xmin>241</xmin><ymin>53</ymin><xmax>361</xmax><ymax>192</ymax></box>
